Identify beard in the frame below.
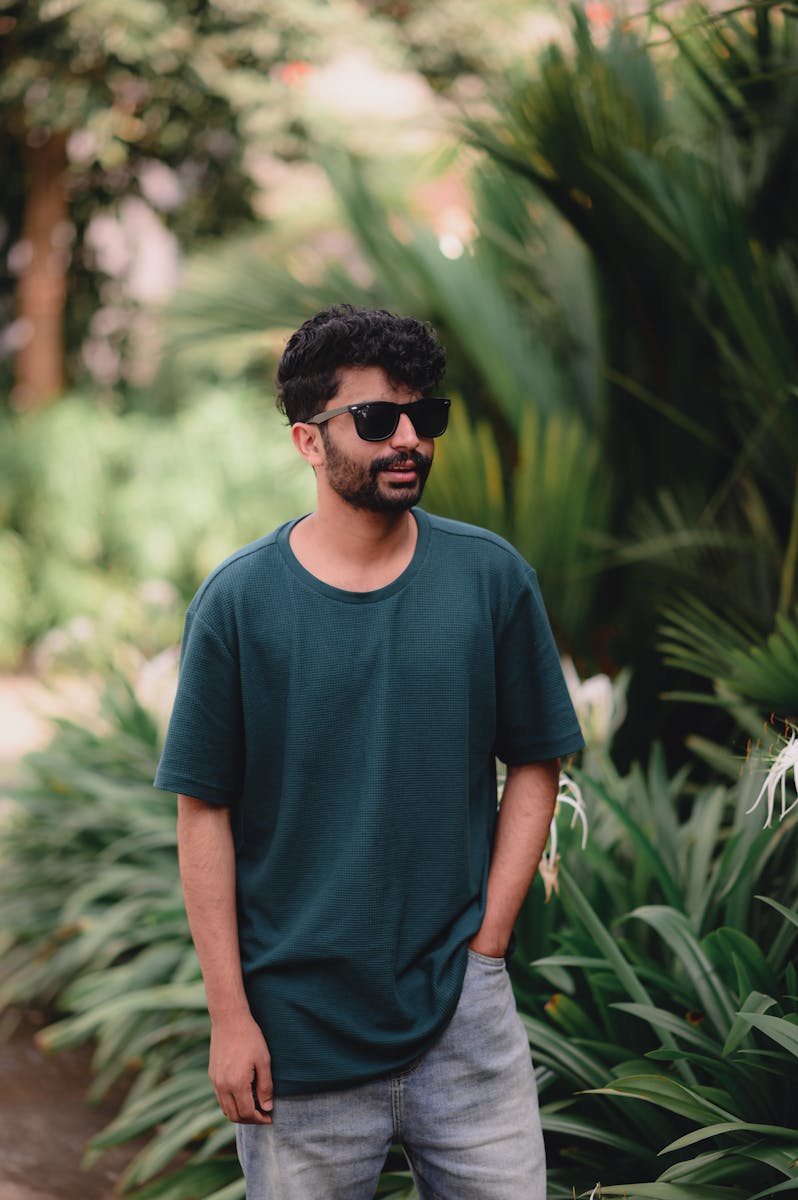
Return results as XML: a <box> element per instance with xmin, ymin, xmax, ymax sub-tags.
<box><xmin>322</xmin><ymin>438</ymin><xmax>433</xmax><ymax>513</ymax></box>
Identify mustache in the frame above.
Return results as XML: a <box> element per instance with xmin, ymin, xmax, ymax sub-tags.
<box><xmin>370</xmin><ymin>449</ymin><xmax>432</xmax><ymax>477</ymax></box>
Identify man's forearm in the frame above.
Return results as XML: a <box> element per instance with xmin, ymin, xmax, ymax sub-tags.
<box><xmin>177</xmin><ymin>794</ymin><xmax>273</xmax><ymax>1123</ymax></box>
<box><xmin>469</xmin><ymin>759</ymin><xmax>559</xmax><ymax>957</ymax></box>
<box><xmin>177</xmin><ymin>794</ymin><xmax>250</xmax><ymax>1018</ymax></box>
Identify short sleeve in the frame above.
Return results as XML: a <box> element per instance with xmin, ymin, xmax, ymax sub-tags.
<box><xmin>154</xmin><ymin>609</ymin><xmax>244</xmax><ymax>806</ymax></box>
<box><xmin>494</xmin><ymin>568</ymin><xmax>584</xmax><ymax>765</ymax></box>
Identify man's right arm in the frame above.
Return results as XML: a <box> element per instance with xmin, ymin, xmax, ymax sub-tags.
<box><xmin>177</xmin><ymin>794</ymin><xmax>273</xmax><ymax>1124</ymax></box>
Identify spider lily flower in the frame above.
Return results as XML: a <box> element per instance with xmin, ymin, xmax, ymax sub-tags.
<box><xmin>746</xmin><ymin>724</ymin><xmax>798</xmax><ymax>828</ymax></box>
<box><xmin>539</xmin><ymin>771</ymin><xmax>589</xmax><ymax>902</ymax></box>
<box><xmin>561</xmin><ymin>658</ymin><xmax>629</xmax><ymax>752</ymax></box>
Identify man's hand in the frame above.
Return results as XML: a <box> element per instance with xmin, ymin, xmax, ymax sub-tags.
<box><xmin>210</xmin><ymin>1010</ymin><xmax>274</xmax><ymax>1124</ymax></box>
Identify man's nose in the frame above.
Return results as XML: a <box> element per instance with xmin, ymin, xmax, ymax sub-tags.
<box><xmin>390</xmin><ymin>411</ymin><xmax>420</xmax><ymax>449</ymax></box>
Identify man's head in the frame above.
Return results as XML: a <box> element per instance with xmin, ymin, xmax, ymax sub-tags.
<box><xmin>276</xmin><ymin>304</ymin><xmax>446</xmax><ymax>425</ymax></box>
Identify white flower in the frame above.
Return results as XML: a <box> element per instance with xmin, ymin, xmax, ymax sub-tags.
<box><xmin>561</xmin><ymin>657</ymin><xmax>629</xmax><ymax>750</ymax></box>
<box><xmin>539</xmin><ymin>770</ymin><xmax>589</xmax><ymax>902</ymax></box>
<box><xmin>746</xmin><ymin>726</ymin><xmax>798</xmax><ymax>828</ymax></box>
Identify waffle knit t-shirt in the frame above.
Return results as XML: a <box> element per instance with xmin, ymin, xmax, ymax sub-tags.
<box><xmin>155</xmin><ymin>508</ymin><xmax>583</xmax><ymax>1096</ymax></box>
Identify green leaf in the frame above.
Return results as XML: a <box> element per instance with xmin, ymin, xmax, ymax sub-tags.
<box><xmin>612</xmin><ymin>1002</ymin><xmax>723</xmax><ymax>1052</ymax></box>
<box><xmin>558</xmin><ymin>868</ymin><xmax>654</xmax><ymax>1008</ymax></box>
<box><xmin>722</xmin><ymin>991</ymin><xmax>777</xmax><ymax>1056</ymax></box>
<box><xmin>522</xmin><ymin>1016</ymin><xmax>609</xmax><ymax>1088</ymax></box>
<box><xmin>628</xmin><ymin>907</ymin><xmax>736</xmax><ymax>1037</ymax></box>
<box><xmin>122</xmin><ymin>1103</ymin><xmax>223</xmax><ymax>1187</ymax></box>
<box><xmin>597</xmin><ymin>1185</ymin><xmax>748</xmax><ymax>1198</ymax></box>
<box><xmin>587</xmin><ymin>1073</ymin><xmax>737</xmax><ymax>1125</ymax></box>
<box><xmin>202</xmin><ymin>1180</ymin><xmax>247</xmax><ymax>1200</ymax></box>
<box><xmin>703</xmin><ymin>926</ymin><xmax>779</xmax><ymax>998</ymax></box>
<box><xmin>539</xmin><ymin>1103</ymin><xmax>645</xmax><ymax>1155</ymax></box>
<box><xmin>573</xmin><ymin>773</ymin><xmax>684</xmax><ymax>909</ymax></box>
<box><xmin>662</xmin><ymin>1120</ymin><xmax>798</xmax><ymax>1154</ymax></box>
<box><xmin>739</xmin><ymin>1013</ymin><xmax>798</xmax><ymax>1060</ymax></box>
<box><xmin>38</xmin><ymin>983</ymin><xmax>207</xmax><ymax>1052</ymax></box>
<box><xmin>126</xmin><ymin>1160</ymin><xmax>240</xmax><ymax>1200</ymax></box>
<box><xmin>87</xmin><ymin>1070</ymin><xmax>214</xmax><ymax>1151</ymax></box>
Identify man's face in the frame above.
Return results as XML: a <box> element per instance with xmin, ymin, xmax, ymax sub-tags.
<box><xmin>316</xmin><ymin>367</ymin><xmax>434</xmax><ymax>514</ymax></box>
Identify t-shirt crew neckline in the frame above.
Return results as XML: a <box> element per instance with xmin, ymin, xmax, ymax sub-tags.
<box><xmin>277</xmin><ymin>507</ymin><xmax>432</xmax><ymax>604</ymax></box>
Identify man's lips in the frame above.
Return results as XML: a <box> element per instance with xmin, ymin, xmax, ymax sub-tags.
<box><xmin>382</xmin><ymin>464</ymin><xmax>417</xmax><ymax>475</ymax></box>
<box><xmin>370</xmin><ymin>450</ymin><xmax>431</xmax><ymax>484</ymax></box>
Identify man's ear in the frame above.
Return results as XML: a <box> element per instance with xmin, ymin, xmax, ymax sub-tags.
<box><xmin>291</xmin><ymin>421</ymin><xmax>325</xmax><ymax>468</ymax></box>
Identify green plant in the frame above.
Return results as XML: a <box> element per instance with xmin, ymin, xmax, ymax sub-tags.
<box><xmin>510</xmin><ymin>745</ymin><xmax>798</xmax><ymax>1198</ymax></box>
<box><xmin>659</xmin><ymin>594</ymin><xmax>798</xmax><ymax>721</ymax></box>
<box><xmin>0</xmin><ymin>680</ymin><xmax>242</xmax><ymax>1199</ymax></box>
<box><xmin>0</xmin><ymin>388</ymin><xmax>315</xmax><ymax>665</ymax></box>
<box><xmin>467</xmin><ymin>0</ymin><xmax>798</xmax><ymax>741</ymax></box>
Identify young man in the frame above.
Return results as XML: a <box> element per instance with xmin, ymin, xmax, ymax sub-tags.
<box><xmin>155</xmin><ymin>305</ymin><xmax>583</xmax><ymax>1200</ymax></box>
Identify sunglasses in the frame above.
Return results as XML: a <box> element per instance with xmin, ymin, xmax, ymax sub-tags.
<box><xmin>306</xmin><ymin>397</ymin><xmax>451</xmax><ymax>442</ymax></box>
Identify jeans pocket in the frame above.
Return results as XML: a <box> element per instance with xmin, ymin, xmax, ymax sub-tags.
<box><xmin>466</xmin><ymin>947</ymin><xmax>506</xmax><ymax>968</ymax></box>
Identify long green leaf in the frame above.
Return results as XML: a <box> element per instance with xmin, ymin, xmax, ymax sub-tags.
<box><xmin>598</xmin><ymin>1184</ymin><xmax>748</xmax><ymax>1199</ymax></box>
<box><xmin>722</xmin><ymin>991</ymin><xmax>776</xmax><ymax>1056</ymax></box>
<box><xmin>39</xmin><ymin>983</ymin><xmax>207</xmax><ymax>1051</ymax></box>
<box><xmin>539</xmin><ymin>1103</ymin><xmax>645</xmax><ymax>1155</ymax></box>
<box><xmin>574</xmin><ymin>772</ymin><xmax>684</xmax><ymax>909</ymax></box>
<box><xmin>612</xmin><ymin>1002</ymin><xmax>727</xmax><ymax>1052</ymax></box>
<box><xmin>122</xmin><ymin>1103</ymin><xmax>222</xmax><ymax>1187</ymax></box>
<box><xmin>587</xmin><ymin>1073</ymin><xmax>737</xmax><ymax>1125</ymax></box>
<box><xmin>662</xmin><ymin>1120</ymin><xmax>798</xmax><ymax>1154</ymax></box>
<box><xmin>739</xmin><ymin>1013</ymin><xmax>798</xmax><ymax>1059</ymax></box>
<box><xmin>629</xmin><ymin>907</ymin><xmax>736</xmax><ymax>1037</ymax></box>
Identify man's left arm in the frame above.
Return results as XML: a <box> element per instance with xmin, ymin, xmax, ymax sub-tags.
<box><xmin>469</xmin><ymin>758</ymin><xmax>559</xmax><ymax>958</ymax></box>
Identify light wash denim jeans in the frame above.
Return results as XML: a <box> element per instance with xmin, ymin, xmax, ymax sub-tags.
<box><xmin>236</xmin><ymin>949</ymin><xmax>546</xmax><ymax>1199</ymax></box>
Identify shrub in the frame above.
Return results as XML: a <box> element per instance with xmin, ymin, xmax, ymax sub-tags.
<box><xmin>0</xmin><ymin>389</ymin><xmax>314</xmax><ymax>666</ymax></box>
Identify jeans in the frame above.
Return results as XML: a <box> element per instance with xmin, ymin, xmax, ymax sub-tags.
<box><xmin>236</xmin><ymin>949</ymin><xmax>546</xmax><ymax>1199</ymax></box>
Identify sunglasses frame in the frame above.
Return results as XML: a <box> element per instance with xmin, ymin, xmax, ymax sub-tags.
<box><xmin>305</xmin><ymin>397</ymin><xmax>451</xmax><ymax>442</ymax></box>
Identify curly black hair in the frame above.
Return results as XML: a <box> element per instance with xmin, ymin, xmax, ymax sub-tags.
<box><xmin>276</xmin><ymin>304</ymin><xmax>446</xmax><ymax>424</ymax></box>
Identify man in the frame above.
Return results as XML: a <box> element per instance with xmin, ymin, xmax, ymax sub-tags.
<box><xmin>155</xmin><ymin>304</ymin><xmax>583</xmax><ymax>1199</ymax></box>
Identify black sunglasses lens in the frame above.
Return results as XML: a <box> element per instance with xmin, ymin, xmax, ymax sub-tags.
<box><xmin>354</xmin><ymin>404</ymin><xmax>397</xmax><ymax>441</ymax></box>
<box><xmin>411</xmin><ymin>398</ymin><xmax>450</xmax><ymax>437</ymax></box>
<box><xmin>353</xmin><ymin>399</ymin><xmax>450</xmax><ymax>441</ymax></box>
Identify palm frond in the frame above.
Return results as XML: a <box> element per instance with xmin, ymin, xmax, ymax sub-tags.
<box><xmin>660</xmin><ymin>594</ymin><xmax>798</xmax><ymax>714</ymax></box>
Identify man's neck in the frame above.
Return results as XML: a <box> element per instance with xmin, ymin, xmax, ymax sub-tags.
<box><xmin>289</xmin><ymin>500</ymin><xmax>419</xmax><ymax>592</ymax></box>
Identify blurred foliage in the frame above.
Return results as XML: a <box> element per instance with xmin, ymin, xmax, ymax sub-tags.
<box><xmin>0</xmin><ymin>0</ymin><xmax>414</xmax><ymax>396</ymax></box>
<box><xmin>0</xmin><ymin>390</ymin><xmax>314</xmax><ymax>666</ymax></box>
<box><xmin>365</xmin><ymin>0</ymin><xmax>565</xmax><ymax>91</ymax></box>
<box><xmin>426</xmin><ymin>403</ymin><xmax>610</xmax><ymax>647</ymax></box>
<box><xmin>467</xmin><ymin>0</ymin><xmax>798</xmax><ymax>738</ymax></box>
<box><xmin>516</xmin><ymin>731</ymin><xmax>798</xmax><ymax>1196</ymax></box>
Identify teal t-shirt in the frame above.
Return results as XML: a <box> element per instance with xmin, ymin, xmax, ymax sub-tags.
<box><xmin>155</xmin><ymin>509</ymin><xmax>583</xmax><ymax>1095</ymax></box>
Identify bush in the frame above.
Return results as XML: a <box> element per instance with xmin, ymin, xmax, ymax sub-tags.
<box><xmin>0</xmin><ymin>389</ymin><xmax>314</xmax><ymax>667</ymax></box>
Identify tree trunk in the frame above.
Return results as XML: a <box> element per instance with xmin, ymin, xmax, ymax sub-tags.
<box><xmin>14</xmin><ymin>129</ymin><xmax>69</xmax><ymax>409</ymax></box>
